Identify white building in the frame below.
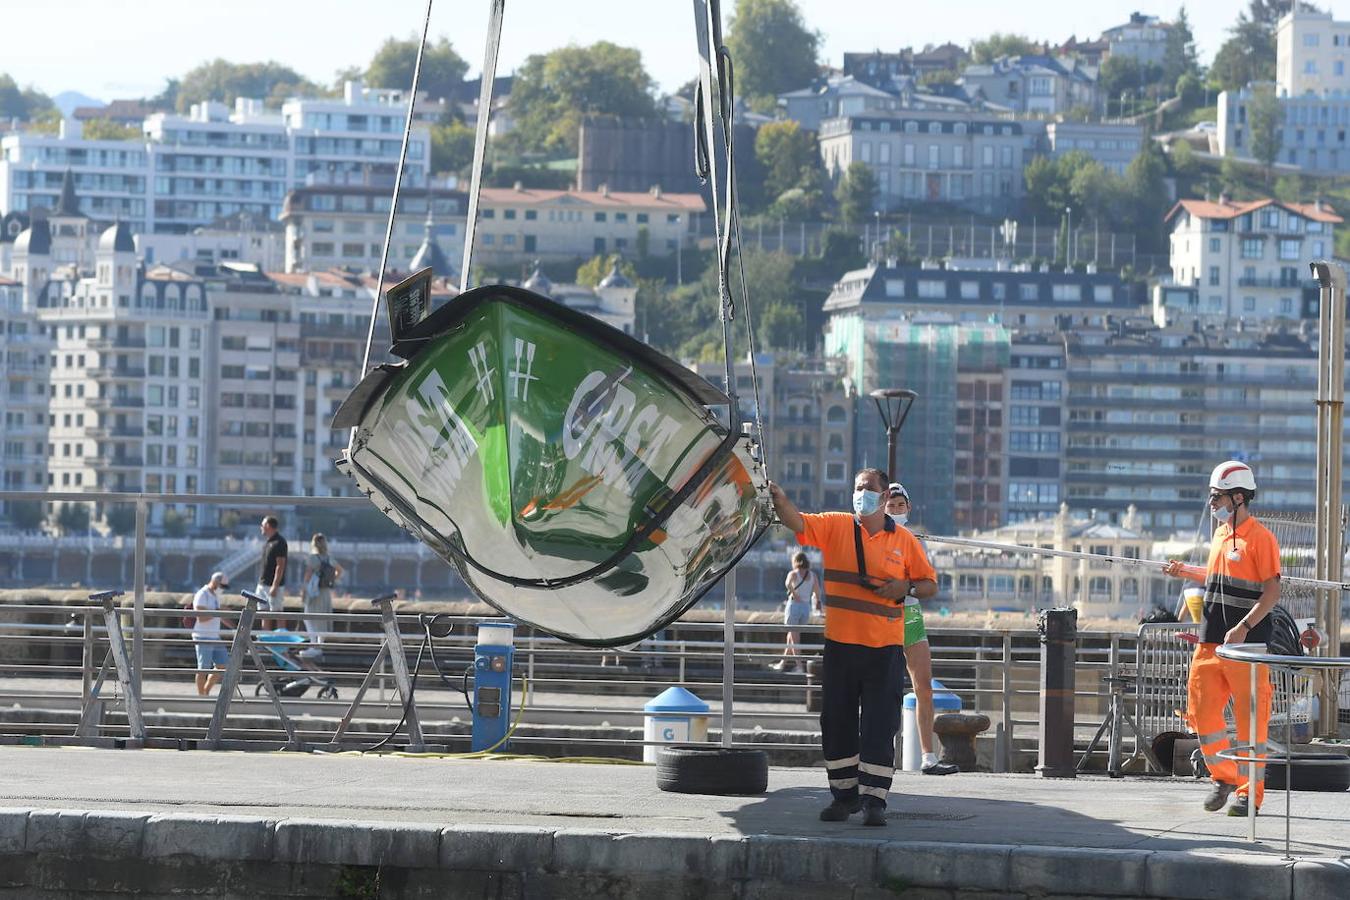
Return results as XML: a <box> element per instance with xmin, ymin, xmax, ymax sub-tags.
<box><xmin>0</xmin><ymin>270</ymin><xmax>50</xmax><ymax>511</ymax></box>
<box><xmin>474</xmin><ymin>185</ymin><xmax>704</xmax><ymax>264</ymax></box>
<box><xmin>1276</xmin><ymin>6</ymin><xmax>1350</xmax><ymax>97</ymax></box>
<box><xmin>0</xmin><ymin>81</ymin><xmax>430</xmax><ymax>235</ymax></box>
<box><xmin>135</xmin><ymin>212</ymin><xmax>285</xmax><ymax>270</ymax></box>
<box><xmin>1161</xmin><ymin>197</ymin><xmax>1340</xmax><ymax>321</ymax></box>
<box><xmin>1045</xmin><ymin>121</ymin><xmax>1145</xmax><ymax>176</ymax></box>
<box><xmin>1101</xmin><ymin>13</ymin><xmax>1170</xmax><ymax>68</ymax></box>
<box><xmin>520</xmin><ymin>263</ymin><xmax>637</xmax><ymax>335</ymax></box>
<box><xmin>818</xmin><ymin>111</ymin><xmax>1030</xmax><ymax>215</ymax></box>
<box><xmin>280</xmin><ymin>182</ymin><xmax>466</xmax><ymax>275</ymax></box>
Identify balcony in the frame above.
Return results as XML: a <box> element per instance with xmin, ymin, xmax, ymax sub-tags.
<box><xmin>1234</xmin><ymin>276</ymin><xmax>1317</xmax><ymax>289</ymax></box>
<box><xmin>87</xmin><ymin>337</ymin><xmax>146</xmax><ymax>350</ymax></box>
<box><xmin>90</xmin><ymin>366</ymin><xmax>147</xmax><ymax>380</ymax></box>
<box><xmin>93</xmin><ymin>456</ymin><xmax>145</xmax><ymax>469</ymax></box>
<box><xmin>88</xmin><ymin>395</ymin><xmax>145</xmax><ymax>410</ymax></box>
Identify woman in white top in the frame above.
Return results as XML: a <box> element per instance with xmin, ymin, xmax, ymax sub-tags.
<box><xmin>771</xmin><ymin>552</ymin><xmax>820</xmax><ymax>672</ymax></box>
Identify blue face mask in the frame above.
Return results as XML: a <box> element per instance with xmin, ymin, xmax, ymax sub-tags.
<box><xmin>1212</xmin><ymin>505</ymin><xmax>1232</xmax><ymax>524</ymax></box>
<box><xmin>853</xmin><ymin>489</ymin><xmax>881</xmax><ymax>517</ymax></box>
<box><xmin>889</xmin><ymin>513</ymin><xmax>908</xmax><ymax>526</ymax></box>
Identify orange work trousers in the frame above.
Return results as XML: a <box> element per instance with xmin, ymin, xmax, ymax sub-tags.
<box><xmin>1188</xmin><ymin>643</ymin><xmax>1272</xmax><ymax>807</ymax></box>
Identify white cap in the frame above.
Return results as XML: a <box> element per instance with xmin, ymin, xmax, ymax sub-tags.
<box><xmin>888</xmin><ymin>482</ymin><xmax>910</xmax><ymax>500</ymax></box>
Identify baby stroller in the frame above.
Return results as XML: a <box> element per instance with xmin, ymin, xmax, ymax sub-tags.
<box><xmin>254</xmin><ymin>628</ymin><xmax>339</xmax><ymax>700</ymax></box>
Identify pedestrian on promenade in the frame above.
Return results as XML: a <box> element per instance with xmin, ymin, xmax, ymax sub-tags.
<box><xmin>256</xmin><ymin>515</ymin><xmax>288</xmax><ymax>630</ymax></box>
<box><xmin>1163</xmin><ymin>460</ymin><xmax>1279</xmax><ymax>817</ymax></box>
<box><xmin>769</xmin><ymin>467</ymin><xmax>939</xmax><ymax>826</ymax></box>
<box><xmin>300</xmin><ymin>533</ymin><xmax>343</xmax><ymax>656</ymax></box>
<box><xmin>771</xmin><ymin>552</ymin><xmax>820</xmax><ymax>672</ymax></box>
<box><xmin>884</xmin><ymin>483</ymin><xmax>958</xmax><ymax>776</ymax></box>
<box><xmin>191</xmin><ymin>571</ymin><xmax>232</xmax><ymax>696</ymax></box>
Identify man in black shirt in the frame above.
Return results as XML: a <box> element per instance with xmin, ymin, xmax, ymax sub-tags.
<box><xmin>256</xmin><ymin>515</ymin><xmax>288</xmax><ymax>628</ymax></box>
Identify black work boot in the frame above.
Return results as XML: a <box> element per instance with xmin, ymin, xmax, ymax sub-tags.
<box><xmin>1203</xmin><ymin>781</ymin><xmax>1236</xmax><ymax>812</ymax></box>
<box><xmin>818</xmin><ymin>798</ymin><xmax>861</xmax><ymax>822</ymax></box>
<box><xmin>861</xmin><ymin>799</ymin><xmax>887</xmax><ymax>826</ymax></box>
<box><xmin>1227</xmin><ymin>795</ymin><xmax>1258</xmax><ymax>817</ymax></box>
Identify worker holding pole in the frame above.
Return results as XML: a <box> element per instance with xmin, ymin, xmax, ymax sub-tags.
<box><xmin>1162</xmin><ymin>460</ymin><xmax>1280</xmax><ymax>817</ymax></box>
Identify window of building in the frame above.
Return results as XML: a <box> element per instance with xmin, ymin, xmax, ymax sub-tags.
<box><xmin>917</xmin><ymin>279</ymin><xmax>946</xmax><ymax>298</ymax></box>
<box><xmin>1278</xmin><ymin>239</ymin><xmax>1301</xmax><ymax>260</ymax></box>
<box><xmin>1240</xmin><ymin>238</ymin><xmax>1263</xmax><ymax>258</ymax></box>
<box><xmin>1209</xmin><ymin>237</ymin><xmax>1221</xmax><ymax>252</ymax></box>
<box><xmin>1208</xmin><ymin>266</ymin><xmax>1220</xmax><ymax>286</ymax></box>
<box><xmin>1018</xmin><ymin>283</ymin><xmax>1039</xmax><ymax>301</ymax></box>
<box><xmin>1244</xmin><ymin>296</ymin><xmax>1257</xmax><ymax>311</ymax></box>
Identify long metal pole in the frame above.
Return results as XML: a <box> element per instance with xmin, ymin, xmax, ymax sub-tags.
<box><xmin>916</xmin><ymin>531</ymin><xmax>1350</xmax><ymax>593</ymax></box>
<box><xmin>1311</xmin><ymin>260</ymin><xmax>1345</xmax><ymax>736</ymax></box>
<box><xmin>721</xmin><ymin>567</ymin><xmax>735</xmax><ymax>747</ymax></box>
<box><xmin>132</xmin><ymin>497</ymin><xmax>147</xmax><ymax>697</ymax></box>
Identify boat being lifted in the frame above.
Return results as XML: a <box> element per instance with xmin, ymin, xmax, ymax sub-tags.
<box><xmin>330</xmin><ymin>0</ymin><xmax>770</xmax><ymax>647</ymax></box>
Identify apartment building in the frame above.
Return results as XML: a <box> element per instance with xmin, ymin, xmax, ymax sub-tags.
<box><xmin>0</xmin><ymin>272</ymin><xmax>49</xmax><ymax>514</ymax></box>
<box><xmin>1003</xmin><ymin>334</ymin><xmax>1068</xmax><ymax>524</ymax></box>
<box><xmin>1060</xmin><ymin>323</ymin><xmax>1337</xmax><ymax>533</ymax></box>
<box><xmin>822</xmin><ymin>261</ymin><xmax>1145</xmax><ymax>328</ymax></box>
<box><xmin>0</xmin><ymin>81</ymin><xmax>431</xmax><ymax>234</ymax></box>
<box><xmin>472</xmin><ymin>185</ymin><xmax>704</xmax><ymax>264</ymax></box>
<box><xmin>818</xmin><ymin>111</ymin><xmax>1031</xmax><ymax>215</ymax></box>
<box><xmin>280</xmin><ymin>183</ymin><xmax>467</xmax><ymax>275</ymax></box>
<box><xmin>1161</xmin><ymin>197</ymin><xmax>1339</xmax><ymax>321</ymax></box>
<box><xmin>1044</xmin><ymin>121</ymin><xmax>1145</xmax><ymax>176</ymax></box>
<box><xmin>959</xmin><ymin>56</ymin><xmax>1098</xmax><ymax>116</ymax></box>
<box><xmin>1101</xmin><ymin>13</ymin><xmax>1170</xmax><ymax>68</ymax></box>
<box><xmin>693</xmin><ymin>354</ymin><xmax>855</xmax><ymax>514</ymax></box>
<box><xmin>1276</xmin><ymin>6</ymin><xmax>1350</xmax><ymax>97</ymax></box>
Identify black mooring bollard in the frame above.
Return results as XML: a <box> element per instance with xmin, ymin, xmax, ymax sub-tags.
<box><xmin>1036</xmin><ymin>607</ymin><xmax>1078</xmax><ymax>778</ymax></box>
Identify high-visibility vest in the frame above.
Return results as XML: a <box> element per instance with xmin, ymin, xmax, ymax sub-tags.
<box><xmin>1201</xmin><ymin>516</ymin><xmax>1280</xmax><ymax>645</ymax></box>
<box><xmin>797</xmin><ymin>512</ymin><xmax>937</xmax><ymax>648</ymax></box>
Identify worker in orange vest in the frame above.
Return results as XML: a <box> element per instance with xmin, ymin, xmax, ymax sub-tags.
<box><xmin>769</xmin><ymin>467</ymin><xmax>938</xmax><ymax>827</ymax></box>
<box><xmin>1163</xmin><ymin>460</ymin><xmax>1280</xmax><ymax>817</ymax></box>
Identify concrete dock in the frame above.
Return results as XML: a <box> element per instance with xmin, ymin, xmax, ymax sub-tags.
<box><xmin>0</xmin><ymin>745</ymin><xmax>1346</xmax><ymax>898</ymax></box>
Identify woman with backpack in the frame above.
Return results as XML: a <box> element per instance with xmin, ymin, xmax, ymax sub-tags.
<box><xmin>301</xmin><ymin>533</ymin><xmax>343</xmax><ymax>655</ymax></box>
<box><xmin>770</xmin><ymin>552</ymin><xmax>821</xmax><ymax>672</ymax></box>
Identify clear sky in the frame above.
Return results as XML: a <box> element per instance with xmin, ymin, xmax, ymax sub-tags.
<box><xmin>1</xmin><ymin>0</ymin><xmax>1287</xmax><ymax>102</ymax></box>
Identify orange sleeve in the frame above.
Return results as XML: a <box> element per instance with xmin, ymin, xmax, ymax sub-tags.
<box><xmin>1257</xmin><ymin>529</ymin><xmax>1281</xmax><ymax>582</ymax></box>
<box><xmin>904</xmin><ymin>531</ymin><xmax>937</xmax><ymax>583</ymax></box>
<box><xmin>796</xmin><ymin>512</ymin><xmax>838</xmax><ymax>549</ymax></box>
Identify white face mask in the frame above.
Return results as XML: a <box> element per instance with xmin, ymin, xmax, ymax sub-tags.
<box><xmin>889</xmin><ymin>513</ymin><xmax>908</xmax><ymax>526</ymax></box>
<box><xmin>853</xmin><ymin>489</ymin><xmax>881</xmax><ymax>517</ymax></box>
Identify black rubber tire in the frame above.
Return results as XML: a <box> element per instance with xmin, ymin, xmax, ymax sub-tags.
<box><xmin>1264</xmin><ymin>751</ymin><xmax>1350</xmax><ymax>792</ymax></box>
<box><xmin>656</xmin><ymin>745</ymin><xmax>768</xmax><ymax>796</ymax></box>
<box><xmin>317</xmin><ymin>685</ymin><xmax>339</xmax><ymax>701</ymax></box>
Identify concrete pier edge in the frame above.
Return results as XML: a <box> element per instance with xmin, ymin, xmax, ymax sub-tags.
<box><xmin>0</xmin><ymin>806</ymin><xmax>1346</xmax><ymax>899</ymax></box>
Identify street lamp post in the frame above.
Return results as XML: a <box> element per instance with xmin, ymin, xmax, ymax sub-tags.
<box><xmin>675</xmin><ymin>215</ymin><xmax>683</xmax><ymax>286</ymax></box>
<box><xmin>1065</xmin><ymin>205</ymin><xmax>1073</xmax><ymax>267</ymax></box>
<box><xmin>869</xmin><ymin>388</ymin><xmax>918</xmax><ymax>481</ymax></box>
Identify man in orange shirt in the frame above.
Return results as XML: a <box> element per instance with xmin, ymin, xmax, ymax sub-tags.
<box><xmin>1163</xmin><ymin>460</ymin><xmax>1280</xmax><ymax>817</ymax></box>
<box><xmin>769</xmin><ymin>467</ymin><xmax>939</xmax><ymax>827</ymax></box>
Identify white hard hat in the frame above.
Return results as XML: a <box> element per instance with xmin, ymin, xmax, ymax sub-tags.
<box><xmin>1210</xmin><ymin>460</ymin><xmax>1256</xmax><ymax>492</ymax></box>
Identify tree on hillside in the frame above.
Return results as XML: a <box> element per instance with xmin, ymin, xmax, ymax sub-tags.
<box><xmin>8</xmin><ymin>501</ymin><xmax>44</xmax><ymax>532</ymax></box>
<box><xmin>430</xmin><ymin>118</ymin><xmax>475</xmax><ymax>174</ymax></box>
<box><xmin>725</xmin><ymin>0</ymin><xmax>821</xmax><ymax>104</ymax></box>
<box><xmin>509</xmin><ymin>42</ymin><xmax>657</xmax><ymax>155</ymax></box>
<box><xmin>1162</xmin><ymin>6</ymin><xmax>1201</xmax><ymax>88</ymax></box>
<box><xmin>1248</xmin><ymin>84</ymin><xmax>1284</xmax><ymax>183</ymax></box>
<box><xmin>755</xmin><ymin>120</ymin><xmax>818</xmax><ymax>201</ymax></box>
<box><xmin>174</xmin><ymin>60</ymin><xmax>324</xmax><ymax>111</ymax></box>
<box><xmin>1125</xmin><ymin>143</ymin><xmax>1170</xmax><ymax>247</ymax></box>
<box><xmin>0</xmin><ymin>74</ymin><xmax>55</xmax><ymax>121</ymax></box>
<box><xmin>836</xmin><ymin>162</ymin><xmax>878</xmax><ymax>226</ymax></box>
<box><xmin>1099</xmin><ymin>55</ymin><xmax>1164</xmax><ymax>107</ymax></box>
<box><xmin>1209</xmin><ymin>1</ymin><xmax>1308</xmax><ymax>91</ymax></box>
<box><xmin>971</xmin><ymin>33</ymin><xmax>1038</xmax><ymax>64</ymax></box>
<box><xmin>576</xmin><ymin>253</ymin><xmax>637</xmax><ymax>287</ymax></box>
<box><xmin>364</xmin><ymin>35</ymin><xmax>469</xmax><ymax>101</ymax></box>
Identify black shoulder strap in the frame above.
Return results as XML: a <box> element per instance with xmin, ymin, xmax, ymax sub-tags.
<box><xmin>852</xmin><ymin>519</ymin><xmax>867</xmax><ymax>580</ymax></box>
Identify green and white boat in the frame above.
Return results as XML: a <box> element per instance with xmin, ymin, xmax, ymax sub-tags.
<box><xmin>334</xmin><ymin>272</ymin><xmax>770</xmax><ymax>646</ymax></box>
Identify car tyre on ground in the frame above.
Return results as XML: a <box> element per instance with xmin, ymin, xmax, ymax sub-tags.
<box><xmin>656</xmin><ymin>745</ymin><xmax>768</xmax><ymax>795</ymax></box>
